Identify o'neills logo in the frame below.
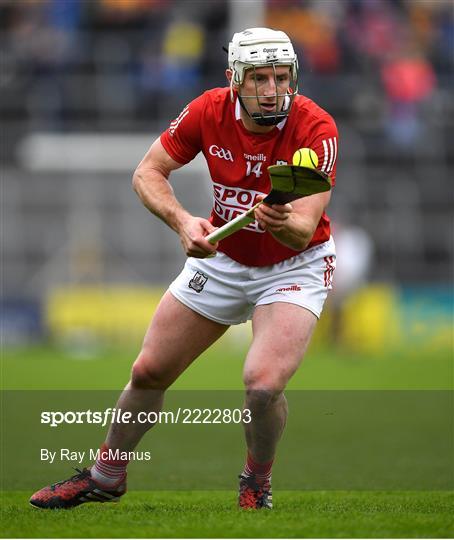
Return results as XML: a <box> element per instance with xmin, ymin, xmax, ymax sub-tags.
<box><xmin>277</xmin><ymin>285</ymin><xmax>302</xmax><ymax>292</ymax></box>
<box><xmin>244</xmin><ymin>152</ymin><xmax>266</xmax><ymax>162</ymax></box>
<box><xmin>91</xmin><ymin>448</ymin><xmax>151</xmax><ymax>461</ymax></box>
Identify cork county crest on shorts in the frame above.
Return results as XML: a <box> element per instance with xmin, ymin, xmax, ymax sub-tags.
<box><xmin>189</xmin><ymin>271</ymin><xmax>208</xmax><ymax>293</ymax></box>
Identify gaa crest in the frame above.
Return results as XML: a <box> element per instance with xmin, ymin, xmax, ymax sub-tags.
<box><xmin>188</xmin><ymin>271</ymin><xmax>208</xmax><ymax>293</ymax></box>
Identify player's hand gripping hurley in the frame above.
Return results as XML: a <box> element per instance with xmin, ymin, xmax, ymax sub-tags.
<box><xmin>206</xmin><ymin>165</ymin><xmax>332</xmax><ymax>244</ymax></box>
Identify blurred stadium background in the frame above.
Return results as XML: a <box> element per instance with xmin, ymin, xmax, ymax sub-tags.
<box><xmin>1</xmin><ymin>0</ymin><xmax>453</xmax><ymax>360</ymax></box>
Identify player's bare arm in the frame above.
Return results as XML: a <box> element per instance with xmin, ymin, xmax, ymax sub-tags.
<box><xmin>254</xmin><ymin>190</ymin><xmax>331</xmax><ymax>251</ymax></box>
<box><xmin>133</xmin><ymin>139</ymin><xmax>218</xmax><ymax>258</ymax></box>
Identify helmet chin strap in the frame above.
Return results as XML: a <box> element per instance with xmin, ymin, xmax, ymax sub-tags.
<box><xmin>237</xmin><ymin>94</ymin><xmax>291</xmax><ymax>126</ymax></box>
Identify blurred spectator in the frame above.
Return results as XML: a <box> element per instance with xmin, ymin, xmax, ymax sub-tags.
<box><xmin>161</xmin><ymin>19</ymin><xmax>205</xmax><ymax>91</ymax></box>
<box><xmin>265</xmin><ymin>4</ymin><xmax>341</xmax><ymax>73</ymax></box>
<box><xmin>344</xmin><ymin>0</ymin><xmax>403</xmax><ymax>65</ymax></box>
<box><xmin>381</xmin><ymin>47</ymin><xmax>436</xmax><ymax>149</ymax></box>
<box><xmin>330</xmin><ymin>222</ymin><xmax>374</xmax><ymax>345</ymax></box>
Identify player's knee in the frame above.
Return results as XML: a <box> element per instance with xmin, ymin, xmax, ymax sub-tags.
<box><xmin>131</xmin><ymin>351</ymin><xmax>170</xmax><ymax>390</ymax></box>
<box><xmin>243</xmin><ymin>366</ymin><xmax>287</xmax><ymax>395</ymax></box>
<box><xmin>244</xmin><ymin>367</ymin><xmax>285</xmax><ymax>408</ymax></box>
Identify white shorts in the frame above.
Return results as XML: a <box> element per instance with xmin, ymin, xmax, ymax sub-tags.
<box><xmin>169</xmin><ymin>236</ymin><xmax>336</xmax><ymax>326</ymax></box>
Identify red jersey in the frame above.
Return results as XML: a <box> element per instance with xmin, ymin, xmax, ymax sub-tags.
<box><xmin>160</xmin><ymin>87</ymin><xmax>338</xmax><ymax>266</ymax></box>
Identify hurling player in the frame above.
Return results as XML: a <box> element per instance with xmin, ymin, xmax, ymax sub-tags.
<box><xmin>31</xmin><ymin>27</ymin><xmax>338</xmax><ymax>510</ymax></box>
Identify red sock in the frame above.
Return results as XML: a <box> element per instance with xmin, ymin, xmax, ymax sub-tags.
<box><xmin>242</xmin><ymin>451</ymin><xmax>273</xmax><ymax>484</ymax></box>
<box><xmin>91</xmin><ymin>443</ymin><xmax>129</xmax><ymax>487</ymax></box>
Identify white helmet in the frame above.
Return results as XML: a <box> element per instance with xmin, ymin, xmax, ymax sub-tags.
<box><xmin>228</xmin><ymin>28</ymin><xmax>299</xmax><ymax>126</ymax></box>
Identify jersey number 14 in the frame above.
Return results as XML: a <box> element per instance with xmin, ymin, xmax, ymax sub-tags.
<box><xmin>245</xmin><ymin>161</ymin><xmax>263</xmax><ymax>178</ymax></box>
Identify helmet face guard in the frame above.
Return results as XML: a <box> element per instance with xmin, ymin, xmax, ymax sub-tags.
<box><xmin>236</xmin><ymin>63</ymin><xmax>298</xmax><ymax>126</ymax></box>
<box><xmin>228</xmin><ymin>28</ymin><xmax>299</xmax><ymax>126</ymax></box>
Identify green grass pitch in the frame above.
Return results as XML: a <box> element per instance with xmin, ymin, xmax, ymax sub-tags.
<box><xmin>1</xmin><ymin>339</ymin><xmax>453</xmax><ymax>537</ymax></box>
<box><xmin>2</xmin><ymin>491</ymin><xmax>453</xmax><ymax>538</ymax></box>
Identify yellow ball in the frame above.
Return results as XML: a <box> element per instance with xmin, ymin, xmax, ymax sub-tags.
<box><xmin>292</xmin><ymin>148</ymin><xmax>319</xmax><ymax>169</ymax></box>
